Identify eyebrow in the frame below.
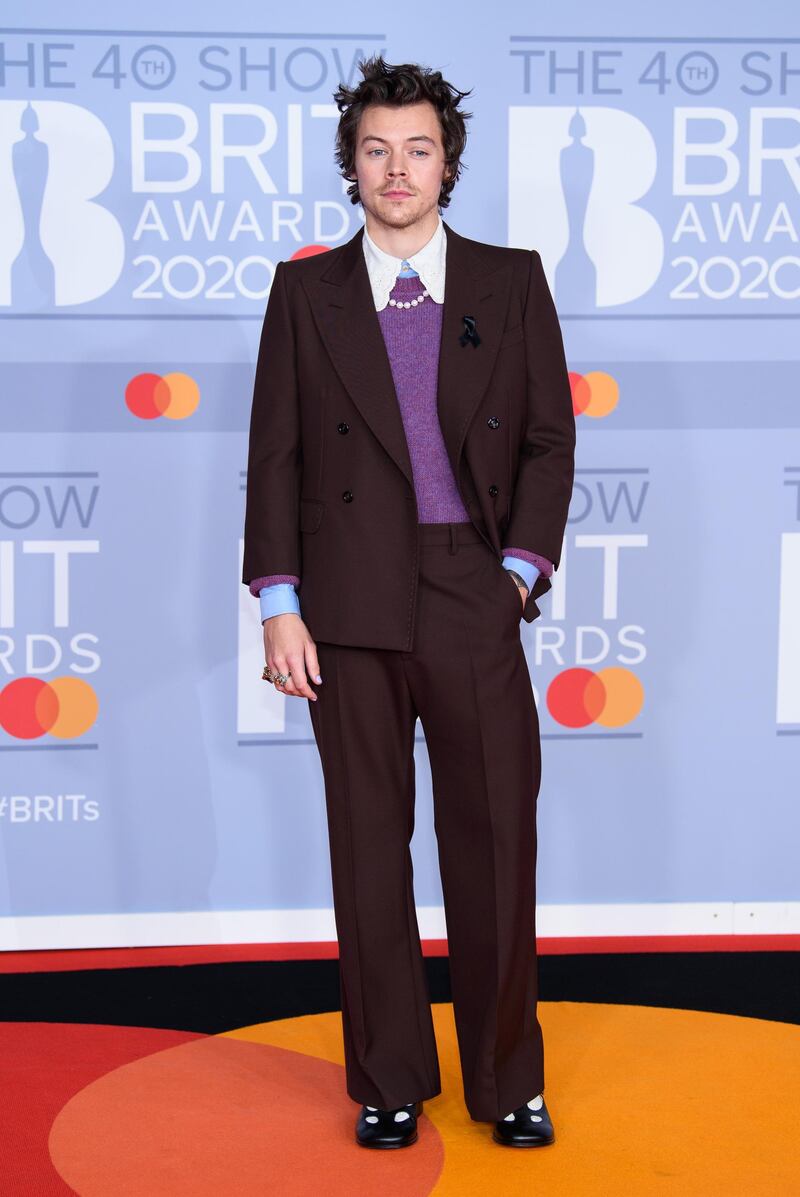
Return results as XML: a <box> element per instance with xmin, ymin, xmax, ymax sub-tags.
<box><xmin>360</xmin><ymin>134</ymin><xmax>437</xmax><ymax>146</ymax></box>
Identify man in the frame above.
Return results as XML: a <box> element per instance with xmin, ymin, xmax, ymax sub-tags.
<box><xmin>242</xmin><ymin>55</ymin><xmax>575</xmax><ymax>1149</ymax></box>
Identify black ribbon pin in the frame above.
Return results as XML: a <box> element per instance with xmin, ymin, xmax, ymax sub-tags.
<box><xmin>459</xmin><ymin>314</ymin><xmax>481</xmax><ymax>348</ymax></box>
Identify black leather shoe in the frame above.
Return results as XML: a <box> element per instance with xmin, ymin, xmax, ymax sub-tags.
<box><xmin>355</xmin><ymin>1100</ymin><xmax>424</xmax><ymax>1148</ymax></box>
<box><xmin>492</xmin><ymin>1093</ymin><xmax>555</xmax><ymax>1147</ymax></box>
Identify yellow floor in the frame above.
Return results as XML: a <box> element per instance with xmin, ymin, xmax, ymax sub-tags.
<box><xmin>48</xmin><ymin>1001</ymin><xmax>800</xmax><ymax>1195</ymax></box>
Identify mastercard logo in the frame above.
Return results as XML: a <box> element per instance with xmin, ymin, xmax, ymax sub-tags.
<box><xmin>0</xmin><ymin>677</ymin><xmax>99</xmax><ymax>740</ymax></box>
<box><xmin>570</xmin><ymin>371</ymin><xmax>618</xmax><ymax>418</ymax></box>
<box><xmin>126</xmin><ymin>372</ymin><xmax>200</xmax><ymax>420</ymax></box>
<box><xmin>546</xmin><ymin>666</ymin><xmax>643</xmax><ymax>728</ymax></box>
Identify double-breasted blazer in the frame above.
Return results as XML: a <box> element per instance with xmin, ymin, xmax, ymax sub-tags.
<box><xmin>242</xmin><ymin>218</ymin><xmax>576</xmax><ymax>652</ymax></box>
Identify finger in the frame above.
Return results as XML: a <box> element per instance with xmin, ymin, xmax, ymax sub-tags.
<box><xmin>279</xmin><ymin>668</ymin><xmax>303</xmax><ymax>699</ymax></box>
<box><xmin>269</xmin><ymin>654</ymin><xmax>309</xmax><ymax>701</ymax></box>
<box><xmin>268</xmin><ymin>657</ymin><xmax>293</xmax><ymax>696</ymax></box>
<box><xmin>284</xmin><ymin>650</ymin><xmax>317</xmax><ymax>701</ymax></box>
<box><xmin>305</xmin><ymin>640</ymin><xmax>322</xmax><ymax>688</ymax></box>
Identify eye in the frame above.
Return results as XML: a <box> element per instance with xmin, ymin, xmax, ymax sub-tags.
<box><xmin>366</xmin><ymin>148</ymin><xmax>430</xmax><ymax>157</ymax></box>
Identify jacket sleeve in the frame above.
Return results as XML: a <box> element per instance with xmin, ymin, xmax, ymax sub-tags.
<box><xmin>241</xmin><ymin>260</ymin><xmax>303</xmax><ymax>588</ymax></box>
<box><xmin>248</xmin><ymin>574</ymin><xmax>301</xmax><ymax>597</ymax></box>
<box><xmin>503</xmin><ymin>249</ymin><xmax>576</xmax><ymax>571</ymax></box>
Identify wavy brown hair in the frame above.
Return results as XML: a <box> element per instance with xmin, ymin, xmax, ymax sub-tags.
<box><xmin>333</xmin><ymin>55</ymin><xmax>473</xmax><ymax>209</ymax></box>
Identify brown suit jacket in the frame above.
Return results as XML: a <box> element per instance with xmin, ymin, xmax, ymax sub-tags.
<box><xmin>242</xmin><ymin>219</ymin><xmax>576</xmax><ymax>652</ymax></box>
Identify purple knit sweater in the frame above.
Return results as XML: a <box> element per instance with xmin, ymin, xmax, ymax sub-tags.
<box><xmin>249</xmin><ymin>272</ymin><xmax>553</xmax><ymax>594</ymax></box>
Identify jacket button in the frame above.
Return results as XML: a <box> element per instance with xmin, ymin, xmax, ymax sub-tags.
<box><xmin>487</xmin><ymin>416</ymin><xmax>500</xmax><ymax>429</ymax></box>
<box><xmin>337</xmin><ymin>422</ymin><xmax>349</xmax><ymax>434</ymax></box>
<box><xmin>488</xmin><ymin>484</ymin><xmax>499</xmax><ymax>497</ymax></box>
<box><xmin>342</xmin><ymin>490</ymin><xmax>353</xmax><ymax>502</ymax></box>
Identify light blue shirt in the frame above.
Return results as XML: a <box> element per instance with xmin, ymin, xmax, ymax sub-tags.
<box><xmin>259</xmin><ymin>259</ymin><xmax>540</xmax><ymax>623</ymax></box>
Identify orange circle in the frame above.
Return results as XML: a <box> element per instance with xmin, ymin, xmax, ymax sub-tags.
<box><xmin>593</xmin><ymin>666</ymin><xmax>644</xmax><ymax>727</ymax></box>
<box><xmin>47</xmin><ymin>676</ymin><xmax>99</xmax><ymax>739</ymax></box>
<box><xmin>160</xmin><ymin>372</ymin><xmax>200</xmax><ymax>420</ymax></box>
<box><xmin>47</xmin><ymin>1005</ymin><xmax>800</xmax><ymax>1195</ymax></box>
<box><xmin>582</xmin><ymin>371</ymin><xmax>619</xmax><ymax>418</ymax></box>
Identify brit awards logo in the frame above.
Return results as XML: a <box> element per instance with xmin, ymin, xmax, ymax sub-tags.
<box><xmin>508</xmin><ymin>99</ymin><xmax>799</xmax><ymax>314</ymax></box>
<box><xmin>0</xmin><ymin>471</ymin><xmax>101</xmax><ymax>746</ymax></box>
<box><xmin>509</xmin><ymin>105</ymin><xmax>664</xmax><ymax>310</ymax></box>
<box><xmin>0</xmin><ymin>26</ymin><xmax>393</xmax><ymax>316</ymax></box>
<box><xmin>0</xmin><ymin>100</ymin><xmax>124</xmax><ymax>308</ymax></box>
<box><xmin>531</xmin><ymin>464</ymin><xmax>649</xmax><ymax>734</ymax></box>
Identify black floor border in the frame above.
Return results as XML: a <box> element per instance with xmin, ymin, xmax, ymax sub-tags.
<box><xmin>1</xmin><ymin>952</ymin><xmax>798</xmax><ymax>1033</ymax></box>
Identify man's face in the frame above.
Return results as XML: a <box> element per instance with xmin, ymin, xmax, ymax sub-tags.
<box><xmin>354</xmin><ymin>100</ymin><xmax>450</xmax><ymax>231</ymax></box>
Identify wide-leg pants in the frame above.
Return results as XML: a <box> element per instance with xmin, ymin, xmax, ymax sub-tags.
<box><xmin>306</xmin><ymin>520</ymin><xmax>544</xmax><ymax>1122</ymax></box>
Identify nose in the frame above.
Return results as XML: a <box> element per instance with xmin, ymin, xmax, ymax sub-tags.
<box><xmin>387</xmin><ymin>152</ymin><xmax>408</xmax><ymax>178</ymax></box>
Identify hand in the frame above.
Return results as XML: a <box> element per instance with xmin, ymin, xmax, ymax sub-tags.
<box><xmin>263</xmin><ymin>613</ymin><xmax>322</xmax><ymax>701</ymax></box>
<box><xmin>504</xmin><ymin>571</ymin><xmax>528</xmax><ymax>610</ymax></box>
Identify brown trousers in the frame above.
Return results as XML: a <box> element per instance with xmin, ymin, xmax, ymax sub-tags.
<box><xmin>307</xmin><ymin>520</ymin><xmax>544</xmax><ymax>1122</ymax></box>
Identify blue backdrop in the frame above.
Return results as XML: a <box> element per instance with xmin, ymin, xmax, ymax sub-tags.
<box><xmin>1</xmin><ymin>2</ymin><xmax>797</xmax><ymax>949</ymax></box>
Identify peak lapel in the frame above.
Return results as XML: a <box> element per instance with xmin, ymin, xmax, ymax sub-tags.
<box><xmin>302</xmin><ymin>226</ymin><xmax>414</xmax><ymax>488</ymax></box>
<box><xmin>436</xmin><ymin>220</ymin><xmax>513</xmax><ymax>479</ymax></box>
<box><xmin>301</xmin><ymin>219</ymin><xmax>512</xmax><ymax>491</ymax></box>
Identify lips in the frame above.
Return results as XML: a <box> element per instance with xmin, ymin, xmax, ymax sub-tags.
<box><xmin>382</xmin><ymin>191</ymin><xmax>411</xmax><ymax>197</ymax></box>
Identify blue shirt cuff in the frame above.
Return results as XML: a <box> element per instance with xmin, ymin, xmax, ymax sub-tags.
<box><xmin>502</xmin><ymin>556</ymin><xmax>540</xmax><ymax>593</ymax></box>
<box><xmin>259</xmin><ymin>583</ymin><xmax>301</xmax><ymax>623</ymax></box>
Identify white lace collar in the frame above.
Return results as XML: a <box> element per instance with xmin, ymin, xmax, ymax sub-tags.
<box><xmin>361</xmin><ymin>213</ymin><xmax>446</xmax><ymax>311</ymax></box>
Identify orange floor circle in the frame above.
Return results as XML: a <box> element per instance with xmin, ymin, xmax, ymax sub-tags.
<box><xmin>49</xmin><ymin>1001</ymin><xmax>800</xmax><ymax>1195</ymax></box>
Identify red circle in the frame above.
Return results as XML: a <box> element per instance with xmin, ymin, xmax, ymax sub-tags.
<box><xmin>0</xmin><ymin>677</ymin><xmax>56</xmax><ymax>739</ymax></box>
<box><xmin>289</xmin><ymin>245</ymin><xmax>331</xmax><ymax>260</ymax></box>
<box><xmin>0</xmin><ymin>1022</ymin><xmax>204</xmax><ymax>1196</ymax></box>
<box><xmin>546</xmin><ymin>668</ymin><xmax>598</xmax><ymax>727</ymax></box>
<box><xmin>125</xmin><ymin>373</ymin><xmax>171</xmax><ymax>419</ymax></box>
<box><xmin>569</xmin><ymin>371</ymin><xmax>591</xmax><ymax>416</ymax></box>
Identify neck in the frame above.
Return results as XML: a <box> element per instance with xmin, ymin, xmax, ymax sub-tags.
<box><xmin>363</xmin><ymin>209</ymin><xmax>440</xmax><ymax>259</ymax></box>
